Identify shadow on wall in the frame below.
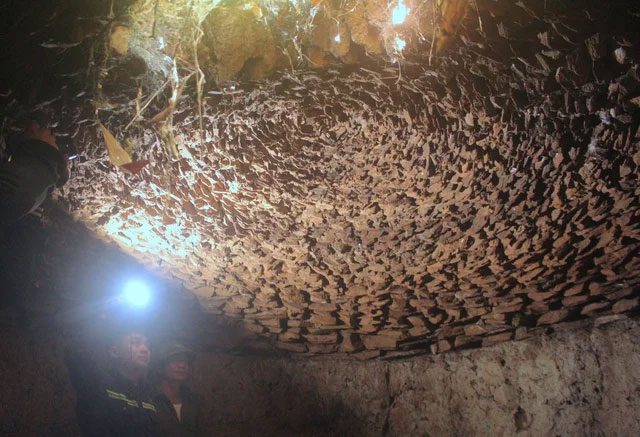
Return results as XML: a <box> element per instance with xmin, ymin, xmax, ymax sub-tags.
<box><xmin>192</xmin><ymin>354</ymin><xmax>386</xmax><ymax>437</ymax></box>
<box><xmin>0</xmin><ymin>326</ymin><xmax>79</xmax><ymax>436</ymax></box>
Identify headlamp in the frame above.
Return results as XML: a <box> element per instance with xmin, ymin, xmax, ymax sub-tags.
<box><xmin>121</xmin><ymin>279</ymin><xmax>152</xmax><ymax>308</ymax></box>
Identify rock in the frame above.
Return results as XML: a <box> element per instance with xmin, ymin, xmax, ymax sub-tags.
<box><xmin>465</xmin><ymin>324</ymin><xmax>488</xmax><ymax>336</ymax></box>
<box><xmin>585</xmin><ymin>33</ymin><xmax>607</xmax><ymax>61</ymax></box>
<box><xmin>304</xmin><ymin>333</ymin><xmax>339</xmax><ymax>344</ymax></box>
<box><xmin>340</xmin><ymin>333</ymin><xmax>364</xmax><ymax>353</ymax></box>
<box><xmin>515</xmin><ymin>327</ymin><xmax>530</xmax><ymax>341</ymax></box>
<box><xmin>454</xmin><ymin>335</ymin><xmax>482</xmax><ymax>348</ymax></box>
<box><xmin>276</xmin><ymin>341</ymin><xmax>308</xmax><ymax>353</ymax></box>
<box><xmin>482</xmin><ymin>331</ymin><xmax>513</xmax><ymax>346</ymax></box>
<box><xmin>562</xmin><ymin>294</ymin><xmax>590</xmax><ymax>306</ymax></box>
<box><xmin>594</xmin><ymin>314</ymin><xmax>627</xmax><ymax>327</ymax></box>
<box><xmin>437</xmin><ymin>339</ymin><xmax>453</xmax><ymax>353</ymax></box>
<box><xmin>110</xmin><ymin>25</ymin><xmax>131</xmax><ymax>55</ymax></box>
<box><xmin>361</xmin><ymin>334</ymin><xmax>398</xmax><ymax>350</ymax></box>
<box><xmin>612</xmin><ymin>297</ymin><xmax>639</xmax><ymax>314</ymax></box>
<box><xmin>581</xmin><ymin>301</ymin><xmax>611</xmax><ymax>315</ymax></box>
<box><xmin>352</xmin><ymin>350</ymin><xmax>380</xmax><ymax>360</ymax></box>
<box><xmin>606</xmin><ymin>289</ymin><xmax>634</xmax><ymax>301</ymax></box>
<box><xmin>307</xmin><ymin>343</ymin><xmax>339</xmax><ymax>354</ymax></box>
<box><xmin>615</xmin><ymin>47</ymin><xmax>627</xmax><ymax>64</ymax></box>
<box><xmin>199</xmin><ymin>7</ymin><xmax>277</xmax><ymax>81</ymax></box>
<box><xmin>537</xmin><ymin>309</ymin><xmax>570</xmax><ymax>326</ymax></box>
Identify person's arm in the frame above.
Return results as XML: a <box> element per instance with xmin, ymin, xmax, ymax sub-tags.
<box><xmin>64</xmin><ymin>334</ymin><xmax>108</xmax><ymax>436</ymax></box>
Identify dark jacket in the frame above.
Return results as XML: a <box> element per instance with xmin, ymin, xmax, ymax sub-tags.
<box><xmin>0</xmin><ymin>138</ymin><xmax>68</xmax><ymax>229</ymax></box>
<box><xmin>66</xmin><ymin>348</ymin><xmax>160</xmax><ymax>436</ymax></box>
<box><xmin>153</xmin><ymin>387</ymin><xmax>205</xmax><ymax>436</ymax></box>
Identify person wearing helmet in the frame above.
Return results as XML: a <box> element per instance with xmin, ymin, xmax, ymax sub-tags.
<box><xmin>153</xmin><ymin>342</ymin><xmax>205</xmax><ymax>436</ymax></box>
<box><xmin>0</xmin><ymin>120</ymin><xmax>69</xmax><ymax>232</ymax></box>
<box><xmin>65</xmin><ymin>315</ymin><xmax>160</xmax><ymax>436</ymax></box>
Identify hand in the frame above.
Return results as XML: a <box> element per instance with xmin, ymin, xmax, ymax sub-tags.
<box><xmin>24</xmin><ymin>120</ymin><xmax>58</xmax><ymax>150</ymax></box>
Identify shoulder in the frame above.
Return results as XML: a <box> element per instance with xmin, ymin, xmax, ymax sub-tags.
<box><xmin>152</xmin><ymin>391</ymin><xmax>170</xmax><ymax>404</ymax></box>
<box><xmin>182</xmin><ymin>386</ymin><xmax>201</xmax><ymax>402</ymax></box>
<box><xmin>152</xmin><ymin>391</ymin><xmax>175</xmax><ymax>415</ymax></box>
<box><xmin>15</xmin><ymin>139</ymin><xmax>63</xmax><ymax>161</ymax></box>
<box><xmin>14</xmin><ymin>139</ymin><xmax>68</xmax><ymax>185</ymax></box>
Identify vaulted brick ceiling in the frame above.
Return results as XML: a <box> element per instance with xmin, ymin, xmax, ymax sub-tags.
<box><xmin>6</xmin><ymin>0</ymin><xmax>640</xmax><ymax>355</ymax></box>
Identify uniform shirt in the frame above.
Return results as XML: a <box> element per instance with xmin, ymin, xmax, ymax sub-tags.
<box><xmin>153</xmin><ymin>387</ymin><xmax>205</xmax><ymax>436</ymax></box>
<box><xmin>66</xmin><ymin>348</ymin><xmax>160</xmax><ymax>436</ymax></box>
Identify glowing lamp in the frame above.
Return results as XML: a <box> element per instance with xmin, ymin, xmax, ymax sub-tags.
<box><xmin>391</xmin><ymin>0</ymin><xmax>409</xmax><ymax>26</ymax></box>
<box><xmin>121</xmin><ymin>280</ymin><xmax>151</xmax><ymax>308</ymax></box>
<box><xmin>394</xmin><ymin>36</ymin><xmax>406</xmax><ymax>52</ymax></box>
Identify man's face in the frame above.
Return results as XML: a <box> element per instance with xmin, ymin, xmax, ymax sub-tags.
<box><xmin>111</xmin><ymin>332</ymin><xmax>151</xmax><ymax>370</ymax></box>
<box><xmin>163</xmin><ymin>354</ymin><xmax>191</xmax><ymax>382</ymax></box>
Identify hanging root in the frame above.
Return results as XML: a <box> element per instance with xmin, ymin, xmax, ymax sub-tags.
<box><xmin>193</xmin><ymin>25</ymin><xmax>206</xmax><ymax>138</ymax></box>
<box><xmin>124</xmin><ymin>79</ymin><xmax>170</xmax><ymax>131</ymax></box>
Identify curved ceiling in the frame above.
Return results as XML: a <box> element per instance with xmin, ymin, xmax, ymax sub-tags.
<box><xmin>3</xmin><ymin>0</ymin><xmax>640</xmax><ymax>355</ymax></box>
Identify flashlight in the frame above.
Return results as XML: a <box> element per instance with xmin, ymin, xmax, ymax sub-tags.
<box><xmin>56</xmin><ymin>135</ymin><xmax>79</xmax><ymax>161</ymax></box>
<box><xmin>121</xmin><ymin>279</ymin><xmax>151</xmax><ymax>308</ymax></box>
